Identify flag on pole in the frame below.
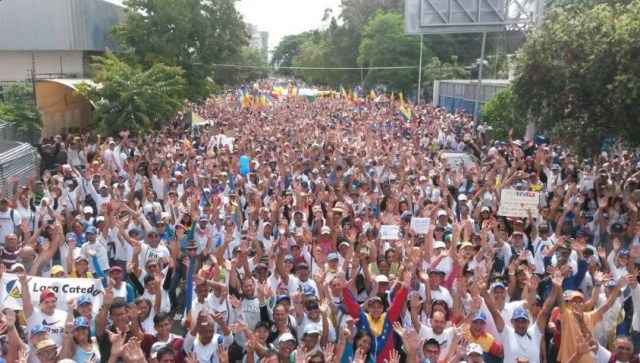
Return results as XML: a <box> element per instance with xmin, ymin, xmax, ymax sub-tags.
<box><xmin>398</xmin><ymin>92</ymin><xmax>411</xmax><ymax>122</ymax></box>
<box><xmin>369</xmin><ymin>89</ymin><xmax>377</xmax><ymax>100</ymax></box>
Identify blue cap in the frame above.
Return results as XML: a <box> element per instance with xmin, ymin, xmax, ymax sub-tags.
<box><xmin>86</xmin><ymin>226</ymin><xmax>97</xmax><ymax>234</ymax></box>
<box><xmin>580</xmin><ymin>210</ymin><xmax>593</xmax><ymax>219</ymax></box>
<box><xmin>199</xmin><ymin>214</ymin><xmax>209</xmax><ymax>221</ymax></box>
<box><xmin>36</xmin><ymin>236</ymin><xmax>46</xmax><ymax>245</ymax></box>
<box><xmin>73</xmin><ymin>317</ymin><xmax>89</xmax><ymax>330</ymax></box>
<box><xmin>489</xmin><ymin>281</ymin><xmax>506</xmax><ymax>291</ymax></box>
<box><xmin>328</xmin><ymin>252</ymin><xmax>340</xmax><ymax>261</ymax></box>
<box><xmin>31</xmin><ymin>324</ymin><xmax>47</xmax><ymax>336</ymax></box>
<box><xmin>66</xmin><ymin>232</ymin><xmax>77</xmax><ymax>241</ymax></box>
<box><xmin>77</xmin><ymin>294</ymin><xmax>93</xmax><ymax>306</ymax></box>
<box><xmin>275</xmin><ymin>295</ymin><xmax>291</xmax><ymax>304</ymax></box>
<box><xmin>401</xmin><ymin>211</ymin><xmax>413</xmax><ymax>220</ymax></box>
<box><xmin>604</xmin><ymin>280</ymin><xmax>617</xmax><ymax>288</ymax></box>
<box><xmin>443</xmin><ymin>226</ymin><xmax>452</xmax><ymax>234</ymax></box>
<box><xmin>284</xmin><ymin>255</ymin><xmax>294</xmax><ymax>262</ymax></box>
<box><xmin>512</xmin><ymin>307</ymin><xmax>530</xmax><ymax>321</ymax></box>
<box><xmin>472</xmin><ymin>311</ymin><xmax>487</xmax><ymax>321</ymax></box>
<box><xmin>619</xmin><ymin>248</ymin><xmax>630</xmax><ymax>256</ymax></box>
<box><xmin>303</xmin><ymin>285</ymin><xmax>316</xmax><ymax>296</ymax></box>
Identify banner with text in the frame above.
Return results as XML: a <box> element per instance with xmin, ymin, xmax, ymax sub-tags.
<box><xmin>0</xmin><ymin>273</ymin><xmax>104</xmax><ymax>313</ymax></box>
<box><xmin>380</xmin><ymin>225</ymin><xmax>401</xmax><ymax>240</ymax></box>
<box><xmin>497</xmin><ymin>190</ymin><xmax>540</xmax><ymax>218</ymax></box>
<box><xmin>410</xmin><ymin>217</ymin><xmax>431</xmax><ymax>234</ymax></box>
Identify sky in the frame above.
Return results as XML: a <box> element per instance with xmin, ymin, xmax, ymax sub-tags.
<box><xmin>235</xmin><ymin>0</ymin><xmax>342</xmax><ymax>51</ymax></box>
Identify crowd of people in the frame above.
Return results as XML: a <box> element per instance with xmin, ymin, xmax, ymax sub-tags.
<box><xmin>0</xmin><ymin>94</ymin><xmax>638</xmax><ymax>363</ymax></box>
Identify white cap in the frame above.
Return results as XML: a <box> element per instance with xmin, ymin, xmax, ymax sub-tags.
<box><xmin>434</xmin><ymin>241</ymin><xmax>446</xmax><ymax>249</ymax></box>
<box><xmin>419</xmin><ymin>175</ymin><xmax>427</xmax><ymax>181</ymax></box>
<box><xmin>458</xmin><ymin>194</ymin><xmax>468</xmax><ymax>201</ymax></box>
<box><xmin>150</xmin><ymin>342</ymin><xmax>166</xmax><ymax>359</ymax></box>
<box><xmin>466</xmin><ymin>343</ymin><xmax>483</xmax><ymax>356</ymax></box>
<box><xmin>10</xmin><ymin>263</ymin><xmax>25</xmax><ymax>272</ymax></box>
<box><xmin>83</xmin><ymin>206</ymin><xmax>93</xmax><ymax>214</ymax></box>
<box><xmin>279</xmin><ymin>332</ymin><xmax>296</xmax><ymax>343</ymax></box>
<box><xmin>481</xmin><ymin>206</ymin><xmax>490</xmax><ymax>212</ymax></box>
<box><xmin>96</xmin><ymin>216</ymin><xmax>105</xmax><ymax>222</ymax></box>
<box><xmin>437</xmin><ymin>210</ymin><xmax>447</xmax><ymax>217</ymax></box>
<box><xmin>374</xmin><ymin>275</ymin><xmax>389</xmax><ymax>283</ymax></box>
<box><xmin>321</xmin><ymin>226</ymin><xmax>331</xmax><ymax>235</ymax></box>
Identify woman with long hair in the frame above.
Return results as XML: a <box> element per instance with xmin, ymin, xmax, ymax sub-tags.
<box><xmin>59</xmin><ymin>317</ymin><xmax>101</xmax><ymax>362</ymax></box>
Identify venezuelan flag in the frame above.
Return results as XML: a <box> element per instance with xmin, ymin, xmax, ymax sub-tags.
<box><xmin>398</xmin><ymin>92</ymin><xmax>411</xmax><ymax>121</ymax></box>
<box><xmin>340</xmin><ymin>84</ymin><xmax>348</xmax><ymax>101</ymax></box>
<box><xmin>353</xmin><ymin>86</ymin><xmax>362</xmax><ymax>103</ymax></box>
<box><xmin>369</xmin><ymin>89</ymin><xmax>377</xmax><ymax>100</ymax></box>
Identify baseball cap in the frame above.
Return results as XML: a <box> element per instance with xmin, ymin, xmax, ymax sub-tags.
<box><xmin>75</xmin><ymin>255</ymin><xmax>89</xmax><ymax>263</ymax></box>
<box><xmin>77</xmin><ymin>294</ymin><xmax>93</xmax><ymax>306</ymax></box>
<box><xmin>489</xmin><ymin>281</ymin><xmax>506</xmax><ymax>291</ymax></box>
<box><xmin>321</xmin><ymin>226</ymin><xmax>331</xmax><ymax>235</ymax></box>
<box><xmin>31</xmin><ymin>324</ymin><xmax>48</xmax><ymax>337</ymax></box>
<box><xmin>36</xmin><ymin>339</ymin><xmax>57</xmax><ymax>355</ymax></box>
<box><xmin>459</xmin><ymin>242</ymin><xmax>474</xmax><ymax>250</ymax></box>
<box><xmin>284</xmin><ymin>255</ymin><xmax>294</xmax><ymax>263</ymax></box>
<box><xmin>280</xmin><ymin>333</ymin><xmax>296</xmax><ymax>343</ymax></box>
<box><xmin>611</xmin><ymin>223</ymin><xmax>623</xmax><ymax>232</ymax></box>
<box><xmin>437</xmin><ymin>210</ymin><xmax>447</xmax><ymax>217</ymax></box>
<box><xmin>481</xmin><ymin>206</ymin><xmax>490</xmax><ymax>213</ymax></box>
<box><xmin>568</xmin><ymin>291</ymin><xmax>585</xmax><ymax>301</ymax></box>
<box><xmin>302</xmin><ymin>285</ymin><xmax>316</xmax><ymax>296</ymax></box>
<box><xmin>466</xmin><ymin>343</ymin><xmax>483</xmax><ymax>356</ymax></box>
<box><xmin>275</xmin><ymin>295</ymin><xmax>291</xmax><ymax>305</ymax></box>
<box><xmin>39</xmin><ymin>289</ymin><xmax>57</xmax><ymax>302</ymax></box>
<box><xmin>512</xmin><ymin>307</ymin><xmax>530</xmax><ymax>321</ymax></box>
<box><xmin>303</xmin><ymin>324</ymin><xmax>321</xmax><ymax>336</ymax></box>
<box><xmin>72</xmin><ymin>317</ymin><xmax>89</xmax><ymax>331</ymax></box>
<box><xmin>604</xmin><ymin>279</ymin><xmax>617</xmax><ymax>288</ymax></box>
<box><xmin>65</xmin><ymin>232</ymin><xmax>78</xmax><ymax>241</ymax></box>
<box><xmin>619</xmin><ymin>248</ymin><xmax>630</xmax><ymax>257</ymax></box>
<box><xmin>109</xmin><ymin>265</ymin><xmax>123</xmax><ymax>273</ymax></box>
<box><xmin>328</xmin><ymin>252</ymin><xmax>340</xmax><ymax>261</ymax></box>
<box><xmin>150</xmin><ymin>342</ymin><xmax>167</xmax><ymax>359</ymax></box>
<box><xmin>471</xmin><ymin>311</ymin><xmax>487</xmax><ymax>322</ymax></box>
<box><xmin>434</xmin><ymin>241</ymin><xmax>446</xmax><ymax>249</ymax></box>
<box><xmin>51</xmin><ymin>265</ymin><xmax>65</xmax><ymax>275</ymax></box>
<box><xmin>375</xmin><ymin>275</ymin><xmax>389</xmax><ymax>283</ymax></box>
<box><xmin>10</xmin><ymin>263</ymin><xmax>25</xmax><ymax>272</ymax></box>
<box><xmin>82</xmin><ymin>206</ymin><xmax>93</xmax><ymax>214</ymax></box>
<box><xmin>85</xmin><ymin>226</ymin><xmax>97</xmax><ymax>235</ymax></box>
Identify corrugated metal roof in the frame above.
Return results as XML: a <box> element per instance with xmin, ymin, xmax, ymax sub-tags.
<box><xmin>0</xmin><ymin>141</ymin><xmax>39</xmax><ymax>199</ymax></box>
<box><xmin>0</xmin><ymin>0</ymin><xmax>126</xmax><ymax>51</ymax></box>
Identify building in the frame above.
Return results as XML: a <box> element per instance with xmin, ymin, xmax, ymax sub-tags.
<box><xmin>432</xmin><ymin>79</ymin><xmax>510</xmax><ymax>121</ymax></box>
<box><xmin>247</xmin><ymin>23</ymin><xmax>269</xmax><ymax>62</ymax></box>
<box><xmin>0</xmin><ymin>0</ymin><xmax>126</xmax><ymax>136</ymax></box>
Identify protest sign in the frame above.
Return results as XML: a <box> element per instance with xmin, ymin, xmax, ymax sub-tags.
<box><xmin>380</xmin><ymin>225</ymin><xmax>401</xmax><ymax>240</ymax></box>
<box><xmin>410</xmin><ymin>217</ymin><xmax>431</xmax><ymax>234</ymax></box>
<box><xmin>0</xmin><ymin>273</ymin><xmax>104</xmax><ymax>313</ymax></box>
<box><xmin>497</xmin><ymin>190</ymin><xmax>540</xmax><ymax>218</ymax></box>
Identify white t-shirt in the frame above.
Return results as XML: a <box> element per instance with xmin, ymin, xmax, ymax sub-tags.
<box><xmin>80</xmin><ymin>237</ymin><xmax>110</xmax><ymax>273</ymax></box>
<box><xmin>417</xmin><ymin>323</ymin><xmax>455</xmax><ymax>361</ymax></box>
<box><xmin>0</xmin><ymin>209</ymin><xmax>21</xmax><ymax>247</ymax></box>
<box><xmin>26</xmin><ymin>308</ymin><xmax>67</xmax><ymax>346</ymax></box>
<box><xmin>500</xmin><ymin>324</ymin><xmax>543</xmax><ymax>363</ymax></box>
<box><xmin>139</xmin><ymin>243</ymin><xmax>170</xmax><ymax>268</ymax></box>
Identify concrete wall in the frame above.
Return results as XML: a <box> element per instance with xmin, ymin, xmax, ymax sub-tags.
<box><xmin>0</xmin><ymin>50</ymin><xmax>84</xmax><ymax>81</ymax></box>
<box><xmin>35</xmin><ymin>81</ymin><xmax>93</xmax><ymax>137</ymax></box>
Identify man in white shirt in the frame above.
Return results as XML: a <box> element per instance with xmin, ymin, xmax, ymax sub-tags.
<box><xmin>19</xmin><ymin>274</ymin><xmax>67</xmax><ymax>346</ymax></box>
<box><xmin>481</xmin><ymin>271</ymin><xmax>560</xmax><ymax>363</ymax></box>
<box><xmin>183</xmin><ymin>312</ymin><xmax>233</xmax><ymax>363</ymax></box>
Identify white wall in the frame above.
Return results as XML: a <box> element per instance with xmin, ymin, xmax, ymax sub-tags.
<box><xmin>0</xmin><ymin>50</ymin><xmax>84</xmax><ymax>81</ymax></box>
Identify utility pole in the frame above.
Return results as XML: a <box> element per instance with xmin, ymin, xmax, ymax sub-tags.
<box><xmin>473</xmin><ymin>32</ymin><xmax>487</xmax><ymax>125</ymax></box>
<box><xmin>30</xmin><ymin>52</ymin><xmax>37</xmax><ymax>105</ymax></box>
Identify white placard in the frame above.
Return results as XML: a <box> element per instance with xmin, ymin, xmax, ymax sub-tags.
<box><xmin>497</xmin><ymin>190</ymin><xmax>540</xmax><ymax>218</ymax></box>
<box><xmin>380</xmin><ymin>225</ymin><xmax>401</xmax><ymax>240</ymax></box>
<box><xmin>0</xmin><ymin>273</ymin><xmax>104</xmax><ymax>313</ymax></box>
<box><xmin>410</xmin><ymin>217</ymin><xmax>431</xmax><ymax>234</ymax></box>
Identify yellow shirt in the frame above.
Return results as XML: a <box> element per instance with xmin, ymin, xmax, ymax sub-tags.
<box><xmin>558</xmin><ymin>309</ymin><xmax>600</xmax><ymax>363</ymax></box>
<box><xmin>69</xmin><ymin>270</ymin><xmax>94</xmax><ymax>279</ymax></box>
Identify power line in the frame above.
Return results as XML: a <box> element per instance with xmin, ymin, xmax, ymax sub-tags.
<box><xmin>209</xmin><ymin>63</ymin><xmax>417</xmax><ymax>70</ymax></box>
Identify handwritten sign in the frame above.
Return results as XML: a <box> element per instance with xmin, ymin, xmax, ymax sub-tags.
<box><xmin>380</xmin><ymin>225</ymin><xmax>401</xmax><ymax>240</ymax></box>
<box><xmin>497</xmin><ymin>190</ymin><xmax>540</xmax><ymax>218</ymax></box>
<box><xmin>410</xmin><ymin>217</ymin><xmax>431</xmax><ymax>234</ymax></box>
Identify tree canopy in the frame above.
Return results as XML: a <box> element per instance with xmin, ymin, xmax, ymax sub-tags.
<box><xmin>77</xmin><ymin>52</ymin><xmax>185</xmax><ymax>135</ymax></box>
<box><xmin>510</xmin><ymin>0</ymin><xmax>640</xmax><ymax>156</ymax></box>
<box><xmin>111</xmin><ymin>0</ymin><xmax>249</xmax><ymax>102</ymax></box>
<box><xmin>0</xmin><ymin>82</ymin><xmax>42</xmax><ymax>133</ymax></box>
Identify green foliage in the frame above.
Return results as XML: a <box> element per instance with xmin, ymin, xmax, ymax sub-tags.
<box><xmin>422</xmin><ymin>56</ymin><xmax>470</xmax><ymax>99</ymax></box>
<box><xmin>481</xmin><ymin>87</ymin><xmax>527</xmax><ymax>140</ymax></box>
<box><xmin>358</xmin><ymin>11</ymin><xmax>421</xmax><ymax>92</ymax></box>
<box><xmin>76</xmin><ymin>52</ymin><xmax>185</xmax><ymax>135</ymax></box>
<box><xmin>216</xmin><ymin>47</ymin><xmax>270</xmax><ymax>85</ymax></box>
<box><xmin>0</xmin><ymin>82</ymin><xmax>42</xmax><ymax>132</ymax></box>
<box><xmin>111</xmin><ymin>0</ymin><xmax>248</xmax><ymax>102</ymax></box>
<box><xmin>511</xmin><ymin>0</ymin><xmax>640</xmax><ymax>157</ymax></box>
<box><xmin>271</xmin><ymin>32</ymin><xmax>316</xmax><ymax>75</ymax></box>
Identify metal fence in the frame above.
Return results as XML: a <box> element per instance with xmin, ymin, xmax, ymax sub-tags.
<box><xmin>0</xmin><ymin>141</ymin><xmax>39</xmax><ymax>199</ymax></box>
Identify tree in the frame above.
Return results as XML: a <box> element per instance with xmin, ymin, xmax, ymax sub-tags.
<box><xmin>111</xmin><ymin>0</ymin><xmax>248</xmax><ymax>102</ymax></box>
<box><xmin>216</xmin><ymin>47</ymin><xmax>270</xmax><ymax>85</ymax></box>
<box><xmin>481</xmin><ymin>87</ymin><xmax>527</xmax><ymax>140</ymax></box>
<box><xmin>76</xmin><ymin>52</ymin><xmax>185</xmax><ymax>135</ymax></box>
<box><xmin>271</xmin><ymin>32</ymin><xmax>316</xmax><ymax>75</ymax></box>
<box><xmin>422</xmin><ymin>56</ymin><xmax>470</xmax><ymax>99</ymax></box>
<box><xmin>358</xmin><ymin>11</ymin><xmax>420</xmax><ymax>92</ymax></box>
<box><xmin>0</xmin><ymin>82</ymin><xmax>42</xmax><ymax>132</ymax></box>
<box><xmin>510</xmin><ymin>0</ymin><xmax>640</xmax><ymax>156</ymax></box>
